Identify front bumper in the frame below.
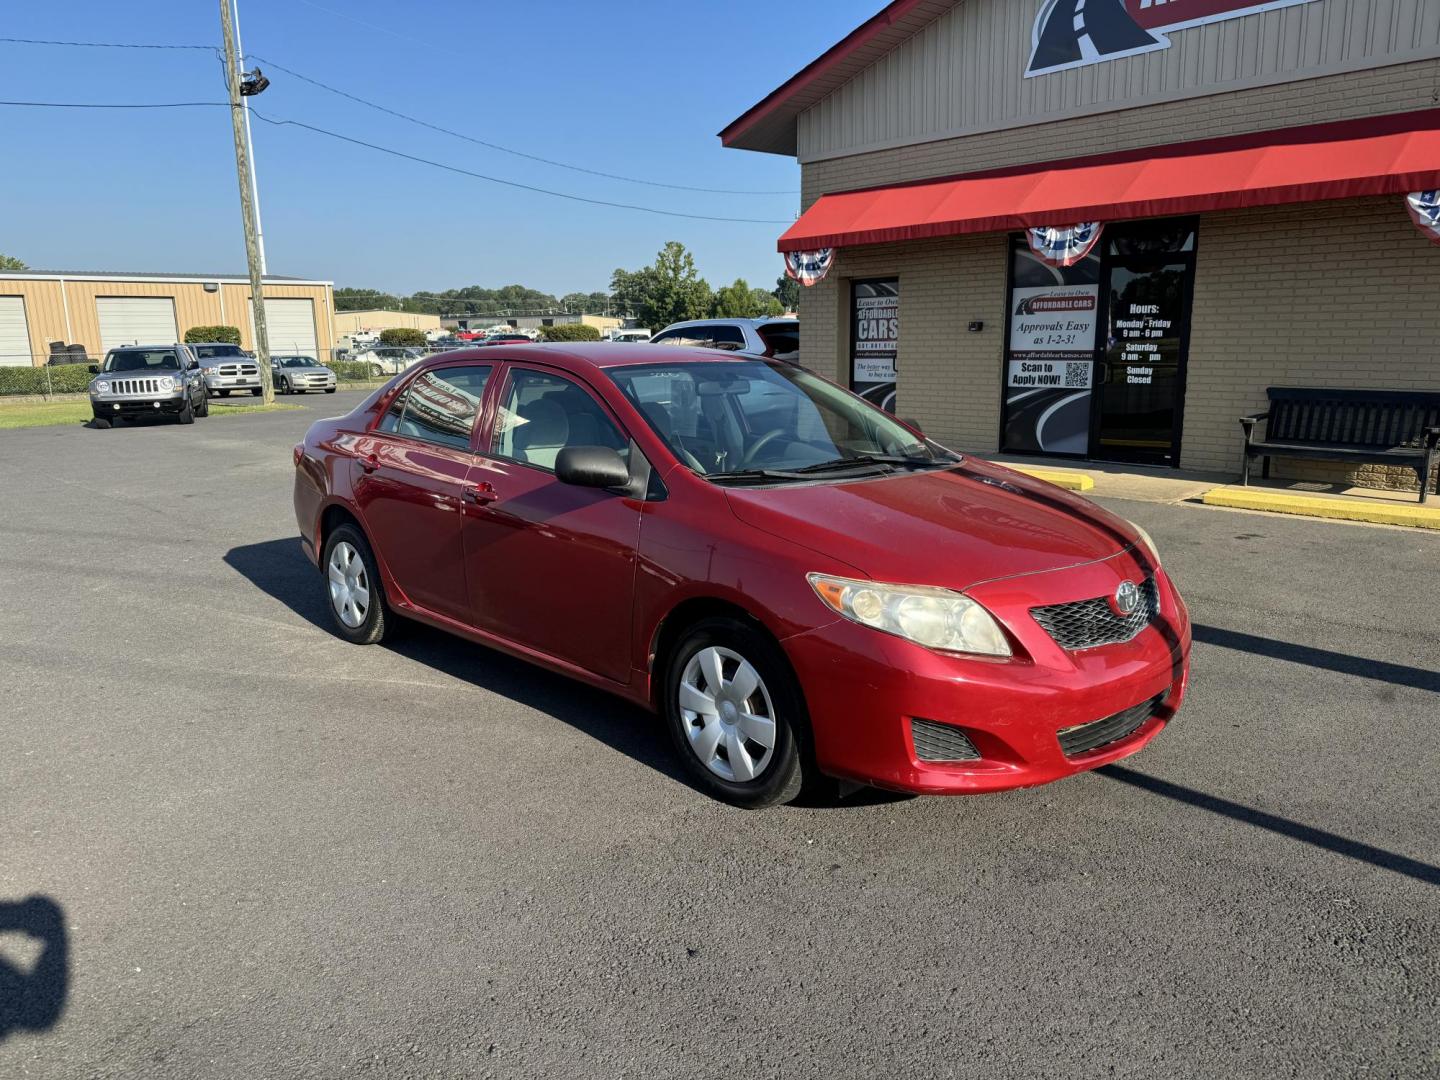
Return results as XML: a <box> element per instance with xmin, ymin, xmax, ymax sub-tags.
<box><xmin>785</xmin><ymin>554</ymin><xmax>1191</xmax><ymax>796</ymax></box>
<box><xmin>205</xmin><ymin>376</ymin><xmax>261</xmax><ymax>392</ymax></box>
<box><xmin>92</xmin><ymin>395</ymin><xmax>187</xmax><ymax>416</ymax></box>
<box><xmin>287</xmin><ymin>376</ymin><xmax>336</xmax><ymax>391</ymax></box>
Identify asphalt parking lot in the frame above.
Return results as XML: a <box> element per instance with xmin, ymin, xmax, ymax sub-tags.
<box><xmin>2</xmin><ymin>389</ymin><xmax>1437</xmax><ymax>1079</ymax></box>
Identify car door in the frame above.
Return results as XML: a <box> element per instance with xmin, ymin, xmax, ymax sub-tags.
<box><xmin>351</xmin><ymin>362</ymin><xmax>495</xmax><ymax>622</ymax></box>
<box><xmin>461</xmin><ymin>363</ymin><xmax>642</xmax><ymax>683</ymax></box>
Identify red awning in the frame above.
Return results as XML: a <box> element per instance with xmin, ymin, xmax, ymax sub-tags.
<box><xmin>779</xmin><ymin>110</ymin><xmax>1440</xmax><ymax>252</ymax></box>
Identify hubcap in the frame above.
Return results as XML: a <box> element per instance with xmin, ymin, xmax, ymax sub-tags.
<box><xmin>678</xmin><ymin>646</ymin><xmax>777</xmax><ymax>783</ymax></box>
<box><xmin>327</xmin><ymin>541</ymin><xmax>370</xmax><ymax>629</ymax></box>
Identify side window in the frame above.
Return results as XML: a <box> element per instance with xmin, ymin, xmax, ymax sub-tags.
<box><xmin>376</xmin><ymin>365</ymin><xmax>491</xmax><ymax>449</ymax></box>
<box><xmin>491</xmin><ymin>369</ymin><xmax>628</xmax><ymax>472</ymax></box>
<box><xmin>710</xmin><ymin>325</ymin><xmax>745</xmax><ymax>346</ymax></box>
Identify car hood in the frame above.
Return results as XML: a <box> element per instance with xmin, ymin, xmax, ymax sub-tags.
<box><xmin>722</xmin><ymin>459</ymin><xmax>1140</xmax><ymax>592</ymax></box>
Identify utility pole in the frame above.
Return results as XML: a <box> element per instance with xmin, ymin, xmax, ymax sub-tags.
<box><xmin>230</xmin><ymin>0</ymin><xmax>266</xmax><ymax>275</ymax></box>
<box><xmin>219</xmin><ymin>0</ymin><xmax>273</xmax><ymax>403</ymax></box>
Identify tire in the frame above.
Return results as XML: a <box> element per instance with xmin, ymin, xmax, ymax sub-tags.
<box><xmin>177</xmin><ymin>395</ymin><xmax>195</xmax><ymax>425</ymax></box>
<box><xmin>662</xmin><ymin>617</ymin><xmax>806</xmax><ymax>808</ymax></box>
<box><xmin>321</xmin><ymin>523</ymin><xmax>391</xmax><ymax>646</ymax></box>
<box><xmin>196</xmin><ymin>392</ymin><xmax>209</xmax><ymax>417</ymax></box>
<box><xmin>325</xmin><ymin>387</ymin><xmax>336</xmax><ymax>394</ymax></box>
<box><xmin>251</xmin><ymin>387</ymin><xmax>263</xmax><ymax>397</ymax></box>
<box><xmin>220</xmin><ymin>389</ymin><xmax>231</xmax><ymax>398</ymax></box>
<box><xmin>276</xmin><ymin>378</ymin><xmax>287</xmax><ymax>395</ymax></box>
<box><xmin>91</xmin><ymin>416</ymin><xmax>111</xmax><ymax>429</ymax></box>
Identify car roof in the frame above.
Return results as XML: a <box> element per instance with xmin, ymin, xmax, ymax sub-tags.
<box><xmin>107</xmin><ymin>343</ymin><xmax>186</xmax><ymax>350</ymax></box>
<box><xmin>659</xmin><ymin>317</ymin><xmax>796</xmax><ymax>331</ymax></box>
<box><xmin>415</xmin><ymin>341</ymin><xmax>775</xmax><ymax>372</ymax></box>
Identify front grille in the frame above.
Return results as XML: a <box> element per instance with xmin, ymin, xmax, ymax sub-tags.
<box><xmin>111</xmin><ymin>377</ymin><xmax>163</xmax><ymax>395</ymax></box>
<box><xmin>1057</xmin><ymin>694</ymin><xmax>1166</xmax><ymax>757</ymax></box>
<box><xmin>911</xmin><ymin>718</ymin><xmax>981</xmax><ymax>762</ymax></box>
<box><xmin>216</xmin><ymin>363</ymin><xmax>258</xmax><ymax>377</ymax></box>
<box><xmin>1031</xmin><ymin>576</ymin><xmax>1159</xmax><ymax>650</ymax></box>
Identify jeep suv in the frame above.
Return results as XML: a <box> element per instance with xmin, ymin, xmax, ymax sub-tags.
<box><xmin>192</xmin><ymin>342</ymin><xmax>262</xmax><ymax>397</ymax></box>
<box><xmin>88</xmin><ymin>344</ymin><xmax>209</xmax><ymax>427</ymax></box>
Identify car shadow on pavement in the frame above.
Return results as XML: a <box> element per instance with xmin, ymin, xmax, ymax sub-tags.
<box><xmin>223</xmin><ymin>537</ymin><xmax>913</xmax><ymax>809</ymax></box>
<box><xmin>0</xmin><ymin>895</ymin><xmax>69</xmax><ymax>1043</ymax></box>
<box><xmin>224</xmin><ymin>537</ymin><xmax>701</xmax><ymax>793</ymax></box>
<box><xmin>1191</xmin><ymin>624</ymin><xmax>1440</xmax><ymax>693</ymax></box>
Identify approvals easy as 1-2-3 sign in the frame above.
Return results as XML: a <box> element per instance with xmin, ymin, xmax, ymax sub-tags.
<box><xmin>1026</xmin><ymin>0</ymin><xmax>1322</xmax><ymax>78</ymax></box>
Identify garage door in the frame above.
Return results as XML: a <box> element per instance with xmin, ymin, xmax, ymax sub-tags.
<box><xmin>96</xmin><ymin>297</ymin><xmax>179</xmax><ymax>351</ymax></box>
<box><xmin>0</xmin><ymin>297</ymin><xmax>32</xmax><ymax>367</ymax></box>
<box><xmin>261</xmin><ymin>298</ymin><xmax>318</xmax><ymax>355</ymax></box>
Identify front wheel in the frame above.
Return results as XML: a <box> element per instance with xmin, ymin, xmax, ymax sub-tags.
<box><xmin>663</xmin><ymin>618</ymin><xmax>806</xmax><ymax>808</ymax></box>
<box><xmin>177</xmin><ymin>395</ymin><xmax>195</xmax><ymax>425</ymax></box>
<box><xmin>324</xmin><ymin>387</ymin><xmax>336</xmax><ymax>394</ymax></box>
<box><xmin>196</xmin><ymin>392</ymin><xmax>209</xmax><ymax>417</ymax></box>
<box><xmin>321</xmin><ymin>524</ymin><xmax>390</xmax><ymax>645</ymax></box>
<box><xmin>251</xmin><ymin>387</ymin><xmax>263</xmax><ymax>397</ymax></box>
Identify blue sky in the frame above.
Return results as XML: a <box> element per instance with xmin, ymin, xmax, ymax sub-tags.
<box><xmin>0</xmin><ymin>0</ymin><xmax>879</xmax><ymax>298</ymax></box>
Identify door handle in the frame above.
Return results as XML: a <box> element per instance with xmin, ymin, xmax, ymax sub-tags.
<box><xmin>359</xmin><ymin>453</ymin><xmax>379</xmax><ymax>474</ymax></box>
<box><xmin>465</xmin><ymin>482</ymin><xmax>499</xmax><ymax>505</ymax></box>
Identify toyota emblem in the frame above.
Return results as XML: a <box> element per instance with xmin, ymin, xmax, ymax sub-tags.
<box><xmin>1112</xmin><ymin>580</ymin><xmax>1141</xmax><ymax>616</ymax></box>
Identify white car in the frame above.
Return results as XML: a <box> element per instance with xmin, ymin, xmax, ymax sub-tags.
<box><xmin>606</xmin><ymin>328</ymin><xmax>653</xmax><ymax>343</ymax></box>
<box><xmin>351</xmin><ymin>347</ymin><xmax>425</xmax><ymax>376</ymax></box>
<box><xmin>650</xmin><ymin>318</ymin><xmax>798</xmax><ymax>360</ymax></box>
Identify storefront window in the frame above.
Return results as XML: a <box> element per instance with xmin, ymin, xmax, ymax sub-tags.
<box><xmin>1000</xmin><ymin>241</ymin><xmax>1100</xmax><ymax>456</ymax></box>
<box><xmin>850</xmin><ymin>279</ymin><xmax>898</xmax><ymax>413</ymax></box>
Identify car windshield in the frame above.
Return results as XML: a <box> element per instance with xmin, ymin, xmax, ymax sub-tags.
<box><xmin>280</xmin><ymin>356</ymin><xmax>319</xmax><ymax>367</ymax></box>
<box><xmin>104</xmin><ymin>349</ymin><xmax>182</xmax><ymax>372</ymax></box>
<box><xmin>608</xmin><ymin>360</ymin><xmax>956</xmax><ymax>482</ymax></box>
<box><xmin>192</xmin><ymin>345</ymin><xmax>244</xmax><ymax>360</ymax></box>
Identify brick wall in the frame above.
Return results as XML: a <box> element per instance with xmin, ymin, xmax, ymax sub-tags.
<box><xmin>801</xmin><ymin>197</ymin><xmax>1440</xmax><ymax>487</ymax></box>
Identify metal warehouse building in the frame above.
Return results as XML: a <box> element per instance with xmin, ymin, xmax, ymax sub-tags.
<box><xmin>0</xmin><ymin>270</ymin><xmax>336</xmax><ymax>365</ymax></box>
<box><xmin>724</xmin><ymin>0</ymin><xmax>1440</xmax><ymax>487</ymax></box>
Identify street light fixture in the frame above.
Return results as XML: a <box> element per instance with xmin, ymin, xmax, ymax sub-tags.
<box><xmin>239</xmin><ymin>67</ymin><xmax>269</xmax><ymax>96</ymax></box>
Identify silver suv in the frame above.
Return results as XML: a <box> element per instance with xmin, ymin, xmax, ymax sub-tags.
<box><xmin>650</xmin><ymin>318</ymin><xmax>799</xmax><ymax>361</ymax></box>
<box><xmin>88</xmin><ymin>344</ymin><xmax>209</xmax><ymax>427</ymax></box>
<box><xmin>191</xmin><ymin>343</ymin><xmax>262</xmax><ymax>397</ymax></box>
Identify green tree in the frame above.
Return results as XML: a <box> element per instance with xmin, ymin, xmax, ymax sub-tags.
<box><xmin>541</xmin><ymin>323</ymin><xmax>602</xmax><ymax>342</ymax></box>
<box><xmin>750</xmin><ymin>288</ymin><xmax>784</xmax><ymax>318</ymax></box>
<box><xmin>0</xmin><ymin>254</ymin><xmax>28</xmax><ymax>271</ymax></box>
<box><xmin>379</xmin><ymin>327</ymin><xmax>427</xmax><ymax>347</ymax></box>
<box><xmin>773</xmin><ymin>274</ymin><xmax>800</xmax><ymax>312</ymax></box>
<box><xmin>335</xmin><ymin>287</ymin><xmax>400</xmax><ymax>312</ymax></box>
<box><xmin>611</xmin><ymin>242</ymin><xmax>712</xmax><ymax>332</ymax></box>
<box><xmin>711</xmin><ymin>278</ymin><xmax>760</xmax><ymax>318</ymax></box>
<box><xmin>184</xmin><ymin>325</ymin><xmax>242</xmax><ymax>345</ymax></box>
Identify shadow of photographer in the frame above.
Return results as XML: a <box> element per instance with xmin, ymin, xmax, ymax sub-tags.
<box><xmin>0</xmin><ymin>895</ymin><xmax>69</xmax><ymax>1042</ymax></box>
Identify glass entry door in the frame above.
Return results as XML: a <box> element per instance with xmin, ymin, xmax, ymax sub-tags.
<box><xmin>1091</xmin><ymin>221</ymin><xmax>1197</xmax><ymax>466</ymax></box>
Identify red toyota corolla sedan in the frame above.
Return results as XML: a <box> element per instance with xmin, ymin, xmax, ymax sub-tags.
<box><xmin>292</xmin><ymin>344</ymin><xmax>1190</xmax><ymax>807</ymax></box>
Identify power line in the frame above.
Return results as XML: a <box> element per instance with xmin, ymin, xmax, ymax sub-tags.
<box><xmin>0</xmin><ymin>98</ymin><xmax>791</xmax><ymax>224</ymax></box>
<box><xmin>247</xmin><ymin>109</ymin><xmax>792</xmax><ymax>225</ymax></box>
<box><xmin>0</xmin><ymin>99</ymin><xmax>226</xmax><ymax>109</ymax></box>
<box><xmin>246</xmin><ymin>54</ymin><xmax>798</xmax><ymax>197</ymax></box>
<box><xmin>0</xmin><ymin>36</ymin><xmax>216</xmax><ymax>50</ymax></box>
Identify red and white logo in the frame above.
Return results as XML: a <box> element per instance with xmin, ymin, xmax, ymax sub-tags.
<box><xmin>1027</xmin><ymin>0</ymin><xmax>1322</xmax><ymax>78</ymax></box>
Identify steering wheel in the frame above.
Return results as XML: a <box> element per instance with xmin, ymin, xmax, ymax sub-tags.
<box><xmin>741</xmin><ymin>428</ymin><xmax>788</xmax><ymax>467</ymax></box>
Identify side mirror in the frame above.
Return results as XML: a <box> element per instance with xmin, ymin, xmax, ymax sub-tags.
<box><xmin>88</xmin><ymin>364</ymin><xmax>100</xmax><ymax>374</ymax></box>
<box><xmin>902</xmin><ymin>417</ymin><xmax>924</xmax><ymax>436</ymax></box>
<box><xmin>556</xmin><ymin>446</ymin><xmax>630</xmax><ymax>491</ymax></box>
<box><xmin>188</xmin><ymin>360</ymin><xmax>200</xmax><ymax>370</ymax></box>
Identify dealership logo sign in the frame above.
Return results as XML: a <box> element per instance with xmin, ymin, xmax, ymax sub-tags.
<box><xmin>1026</xmin><ymin>0</ymin><xmax>1323</xmax><ymax>78</ymax></box>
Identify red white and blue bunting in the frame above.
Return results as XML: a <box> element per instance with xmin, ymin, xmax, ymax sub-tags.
<box><xmin>1406</xmin><ymin>190</ymin><xmax>1440</xmax><ymax>244</ymax></box>
<box><xmin>784</xmin><ymin>248</ymin><xmax>835</xmax><ymax>287</ymax></box>
<box><xmin>1025</xmin><ymin>222</ymin><xmax>1104</xmax><ymax>268</ymax></box>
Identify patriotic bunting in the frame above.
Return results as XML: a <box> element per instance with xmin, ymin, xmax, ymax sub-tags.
<box><xmin>784</xmin><ymin>248</ymin><xmax>835</xmax><ymax>287</ymax></box>
<box><xmin>1026</xmin><ymin>223</ymin><xmax>1103</xmax><ymax>268</ymax></box>
<box><xmin>1406</xmin><ymin>190</ymin><xmax>1440</xmax><ymax>244</ymax></box>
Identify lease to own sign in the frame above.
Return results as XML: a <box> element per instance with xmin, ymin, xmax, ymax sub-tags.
<box><xmin>1026</xmin><ymin>0</ymin><xmax>1323</xmax><ymax>78</ymax></box>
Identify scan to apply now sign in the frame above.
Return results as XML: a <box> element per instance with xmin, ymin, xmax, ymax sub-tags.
<box><xmin>1007</xmin><ymin>285</ymin><xmax>1097</xmax><ymax>390</ymax></box>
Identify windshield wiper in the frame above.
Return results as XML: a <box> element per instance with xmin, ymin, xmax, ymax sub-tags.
<box><xmin>708</xmin><ymin>463</ymin><xmax>893</xmax><ymax>485</ymax></box>
<box><xmin>790</xmin><ymin>453</ymin><xmax>950</xmax><ymax>474</ymax></box>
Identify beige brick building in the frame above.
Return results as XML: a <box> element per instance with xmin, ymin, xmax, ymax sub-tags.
<box><xmin>722</xmin><ymin>0</ymin><xmax>1440</xmax><ymax>486</ymax></box>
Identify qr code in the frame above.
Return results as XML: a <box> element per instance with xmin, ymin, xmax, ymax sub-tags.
<box><xmin>1064</xmin><ymin>362</ymin><xmax>1090</xmax><ymax>388</ymax></box>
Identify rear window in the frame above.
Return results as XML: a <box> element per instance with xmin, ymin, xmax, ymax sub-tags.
<box><xmin>757</xmin><ymin>323</ymin><xmax>799</xmax><ymax>360</ymax></box>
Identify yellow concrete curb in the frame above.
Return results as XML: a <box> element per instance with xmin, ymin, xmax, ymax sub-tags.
<box><xmin>1202</xmin><ymin>485</ymin><xmax>1440</xmax><ymax>530</ymax></box>
<box><xmin>1008</xmin><ymin>466</ymin><xmax>1095</xmax><ymax>492</ymax></box>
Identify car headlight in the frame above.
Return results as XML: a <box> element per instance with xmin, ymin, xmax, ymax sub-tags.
<box><xmin>807</xmin><ymin>573</ymin><xmax>1012</xmax><ymax>656</ymax></box>
<box><xmin>158</xmin><ymin>376</ymin><xmax>176</xmax><ymax>392</ymax></box>
<box><xmin>1128</xmin><ymin>522</ymin><xmax>1162</xmax><ymax>569</ymax></box>
<box><xmin>92</xmin><ymin>381</ymin><xmax>110</xmax><ymax>395</ymax></box>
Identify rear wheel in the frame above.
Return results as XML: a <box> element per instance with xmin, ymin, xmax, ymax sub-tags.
<box><xmin>322</xmin><ymin>524</ymin><xmax>390</xmax><ymax>645</ymax></box>
<box><xmin>663</xmin><ymin>618</ymin><xmax>806</xmax><ymax>808</ymax></box>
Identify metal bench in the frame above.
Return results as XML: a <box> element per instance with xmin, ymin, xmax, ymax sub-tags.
<box><xmin>1239</xmin><ymin>387</ymin><xmax>1440</xmax><ymax>504</ymax></box>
